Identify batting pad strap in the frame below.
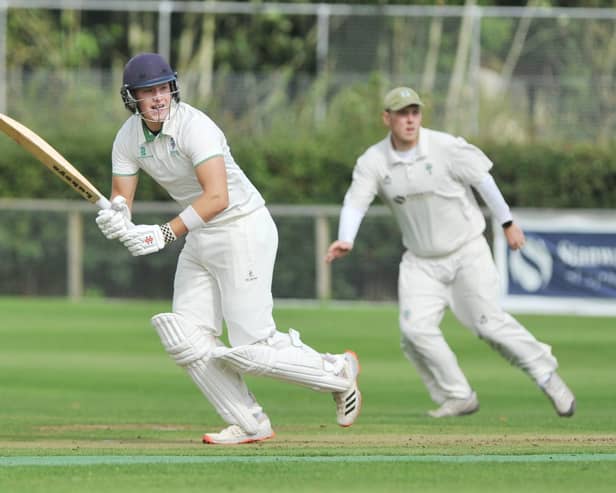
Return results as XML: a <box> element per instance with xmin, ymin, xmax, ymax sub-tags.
<box><xmin>212</xmin><ymin>330</ymin><xmax>351</xmax><ymax>393</ymax></box>
<box><xmin>179</xmin><ymin>205</ymin><xmax>206</xmax><ymax>231</ymax></box>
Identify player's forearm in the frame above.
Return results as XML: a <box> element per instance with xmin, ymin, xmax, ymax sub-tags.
<box><xmin>168</xmin><ymin>192</ymin><xmax>228</xmax><ymax>238</ymax></box>
<box><xmin>110</xmin><ymin>175</ymin><xmax>138</xmax><ymax>209</ymax></box>
<box><xmin>191</xmin><ymin>191</ymin><xmax>229</xmax><ymax>222</ymax></box>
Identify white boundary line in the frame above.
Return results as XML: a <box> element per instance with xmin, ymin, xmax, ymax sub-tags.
<box><xmin>2</xmin><ymin>454</ymin><xmax>616</xmax><ymax>467</ymax></box>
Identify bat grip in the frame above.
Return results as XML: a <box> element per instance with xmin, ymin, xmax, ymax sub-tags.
<box><xmin>96</xmin><ymin>196</ymin><xmax>112</xmax><ymax>209</ymax></box>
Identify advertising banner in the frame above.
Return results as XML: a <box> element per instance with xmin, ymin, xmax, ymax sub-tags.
<box><xmin>493</xmin><ymin>209</ymin><xmax>616</xmax><ymax>315</ymax></box>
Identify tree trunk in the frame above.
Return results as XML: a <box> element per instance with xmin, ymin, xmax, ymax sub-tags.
<box><xmin>177</xmin><ymin>13</ymin><xmax>215</xmax><ymax>106</ymax></box>
<box><xmin>421</xmin><ymin>15</ymin><xmax>443</xmax><ymax>94</ymax></box>
<box><xmin>127</xmin><ymin>11</ymin><xmax>154</xmax><ymax>54</ymax></box>
<box><xmin>445</xmin><ymin>0</ymin><xmax>476</xmax><ymax>133</ymax></box>
<box><xmin>501</xmin><ymin>0</ymin><xmax>541</xmax><ymax>90</ymax></box>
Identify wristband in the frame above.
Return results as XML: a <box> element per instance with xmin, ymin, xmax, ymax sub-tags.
<box><xmin>160</xmin><ymin>223</ymin><xmax>177</xmax><ymax>244</ymax></box>
<box><xmin>179</xmin><ymin>205</ymin><xmax>206</xmax><ymax>231</ymax></box>
<box><xmin>502</xmin><ymin>220</ymin><xmax>513</xmax><ymax>229</ymax></box>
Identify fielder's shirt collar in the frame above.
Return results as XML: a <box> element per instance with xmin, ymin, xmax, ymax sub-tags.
<box><xmin>386</xmin><ymin>127</ymin><xmax>428</xmax><ymax>166</ymax></box>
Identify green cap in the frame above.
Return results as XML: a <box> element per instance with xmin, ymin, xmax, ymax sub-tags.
<box><xmin>384</xmin><ymin>87</ymin><xmax>423</xmax><ymax>111</ymax></box>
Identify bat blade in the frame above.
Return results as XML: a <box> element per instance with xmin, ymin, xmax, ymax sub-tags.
<box><xmin>0</xmin><ymin>113</ymin><xmax>110</xmax><ymax>209</ymax></box>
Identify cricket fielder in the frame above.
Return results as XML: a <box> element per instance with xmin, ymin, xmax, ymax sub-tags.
<box><xmin>326</xmin><ymin>86</ymin><xmax>575</xmax><ymax>418</ymax></box>
<box><xmin>95</xmin><ymin>53</ymin><xmax>361</xmax><ymax>444</ymax></box>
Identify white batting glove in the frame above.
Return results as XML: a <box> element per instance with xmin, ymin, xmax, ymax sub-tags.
<box><xmin>120</xmin><ymin>223</ymin><xmax>176</xmax><ymax>256</ymax></box>
<box><xmin>95</xmin><ymin>196</ymin><xmax>133</xmax><ymax>240</ymax></box>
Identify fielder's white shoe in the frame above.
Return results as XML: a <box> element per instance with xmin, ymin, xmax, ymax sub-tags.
<box><xmin>202</xmin><ymin>415</ymin><xmax>275</xmax><ymax>445</ymax></box>
<box><xmin>428</xmin><ymin>391</ymin><xmax>480</xmax><ymax>418</ymax></box>
<box><xmin>540</xmin><ymin>372</ymin><xmax>576</xmax><ymax>417</ymax></box>
<box><xmin>333</xmin><ymin>351</ymin><xmax>362</xmax><ymax>427</ymax></box>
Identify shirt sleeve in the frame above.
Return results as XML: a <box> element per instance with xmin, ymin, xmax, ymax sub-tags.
<box><xmin>342</xmin><ymin>153</ymin><xmax>380</xmax><ymax>214</ymax></box>
<box><xmin>179</xmin><ymin>113</ymin><xmax>225</xmax><ymax>167</ymax></box>
<box><xmin>447</xmin><ymin>137</ymin><xmax>493</xmax><ymax>185</ymax></box>
<box><xmin>337</xmin><ymin>204</ymin><xmax>366</xmax><ymax>244</ymax></box>
<box><xmin>111</xmin><ymin>130</ymin><xmax>139</xmax><ymax>176</ymax></box>
<box><xmin>473</xmin><ymin>174</ymin><xmax>513</xmax><ymax>225</ymax></box>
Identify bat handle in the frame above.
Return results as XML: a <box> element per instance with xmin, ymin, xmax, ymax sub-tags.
<box><xmin>96</xmin><ymin>196</ymin><xmax>112</xmax><ymax>209</ymax></box>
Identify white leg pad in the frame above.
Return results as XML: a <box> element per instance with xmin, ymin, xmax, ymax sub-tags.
<box><xmin>151</xmin><ymin>313</ymin><xmax>261</xmax><ymax>434</ymax></box>
<box><xmin>212</xmin><ymin>329</ymin><xmax>351</xmax><ymax>392</ymax></box>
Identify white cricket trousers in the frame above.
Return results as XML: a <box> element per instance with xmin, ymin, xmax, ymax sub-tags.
<box><xmin>172</xmin><ymin>206</ymin><xmax>278</xmax><ymax>347</ymax></box>
<box><xmin>398</xmin><ymin>235</ymin><xmax>558</xmax><ymax>404</ymax></box>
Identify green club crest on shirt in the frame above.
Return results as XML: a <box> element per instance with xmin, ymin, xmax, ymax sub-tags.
<box><xmin>138</xmin><ymin>144</ymin><xmax>153</xmax><ymax>158</ymax></box>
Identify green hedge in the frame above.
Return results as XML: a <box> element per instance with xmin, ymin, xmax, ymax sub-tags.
<box><xmin>481</xmin><ymin>141</ymin><xmax>616</xmax><ymax>208</ymax></box>
<box><xmin>233</xmin><ymin>138</ymin><xmax>616</xmax><ymax>209</ymax></box>
<box><xmin>2</xmin><ymin>121</ymin><xmax>615</xmax><ymax>208</ymax></box>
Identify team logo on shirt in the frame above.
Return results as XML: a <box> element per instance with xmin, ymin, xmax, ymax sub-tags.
<box><xmin>168</xmin><ymin>137</ymin><xmax>179</xmax><ymax>155</ymax></box>
<box><xmin>139</xmin><ymin>145</ymin><xmax>153</xmax><ymax>158</ymax></box>
<box><xmin>425</xmin><ymin>163</ymin><xmax>433</xmax><ymax>175</ymax></box>
<box><xmin>245</xmin><ymin>270</ymin><xmax>258</xmax><ymax>282</ymax></box>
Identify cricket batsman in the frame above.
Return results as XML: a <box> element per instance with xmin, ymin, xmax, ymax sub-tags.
<box><xmin>95</xmin><ymin>53</ymin><xmax>361</xmax><ymax>444</ymax></box>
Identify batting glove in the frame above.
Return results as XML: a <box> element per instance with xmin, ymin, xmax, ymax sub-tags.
<box><xmin>120</xmin><ymin>223</ymin><xmax>176</xmax><ymax>256</ymax></box>
<box><xmin>95</xmin><ymin>196</ymin><xmax>133</xmax><ymax>240</ymax></box>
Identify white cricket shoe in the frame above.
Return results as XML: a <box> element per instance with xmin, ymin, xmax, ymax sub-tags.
<box><xmin>428</xmin><ymin>391</ymin><xmax>480</xmax><ymax>418</ymax></box>
<box><xmin>333</xmin><ymin>351</ymin><xmax>362</xmax><ymax>427</ymax></box>
<box><xmin>540</xmin><ymin>372</ymin><xmax>576</xmax><ymax>417</ymax></box>
<box><xmin>202</xmin><ymin>415</ymin><xmax>275</xmax><ymax>445</ymax></box>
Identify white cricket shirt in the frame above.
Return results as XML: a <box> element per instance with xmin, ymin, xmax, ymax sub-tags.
<box><xmin>112</xmin><ymin>102</ymin><xmax>265</xmax><ymax>225</ymax></box>
<box><xmin>343</xmin><ymin>127</ymin><xmax>492</xmax><ymax>257</ymax></box>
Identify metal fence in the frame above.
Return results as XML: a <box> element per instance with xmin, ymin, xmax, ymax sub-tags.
<box><xmin>1</xmin><ymin>2</ymin><xmax>616</xmax><ymax>141</ymax></box>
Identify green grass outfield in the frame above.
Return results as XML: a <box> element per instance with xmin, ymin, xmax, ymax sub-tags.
<box><xmin>0</xmin><ymin>297</ymin><xmax>614</xmax><ymax>492</ymax></box>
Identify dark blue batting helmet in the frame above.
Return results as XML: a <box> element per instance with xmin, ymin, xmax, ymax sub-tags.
<box><xmin>121</xmin><ymin>53</ymin><xmax>180</xmax><ymax>113</ymax></box>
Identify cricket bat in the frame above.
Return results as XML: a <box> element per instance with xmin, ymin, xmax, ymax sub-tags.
<box><xmin>0</xmin><ymin>113</ymin><xmax>111</xmax><ymax>209</ymax></box>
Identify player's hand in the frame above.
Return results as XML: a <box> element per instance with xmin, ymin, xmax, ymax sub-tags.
<box><xmin>504</xmin><ymin>222</ymin><xmax>525</xmax><ymax>250</ymax></box>
<box><xmin>120</xmin><ymin>224</ymin><xmax>165</xmax><ymax>256</ymax></box>
<box><xmin>325</xmin><ymin>240</ymin><xmax>353</xmax><ymax>263</ymax></box>
<box><xmin>95</xmin><ymin>196</ymin><xmax>133</xmax><ymax>240</ymax></box>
